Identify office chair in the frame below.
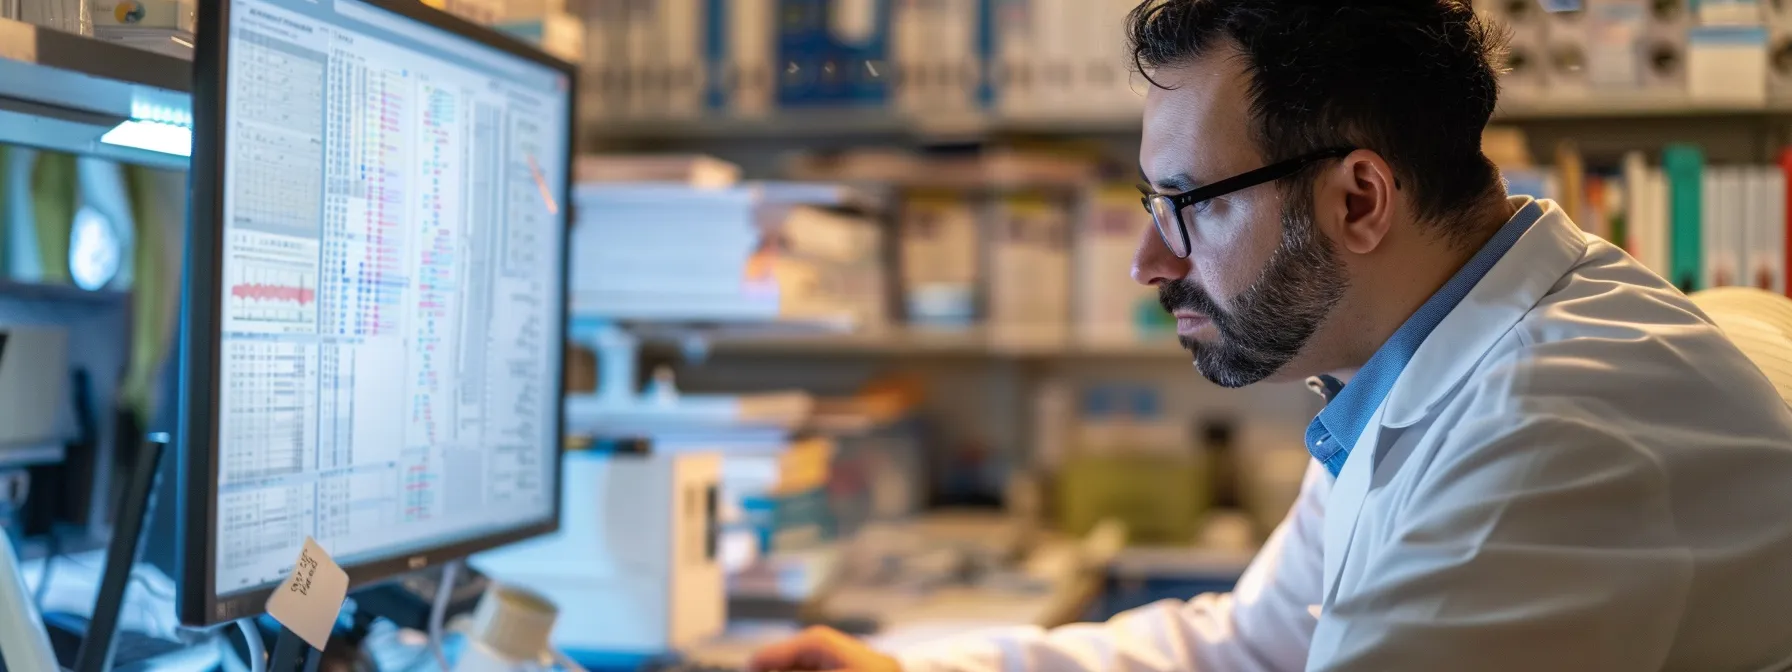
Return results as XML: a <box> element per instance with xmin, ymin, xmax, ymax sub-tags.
<box><xmin>1690</xmin><ymin>287</ymin><xmax>1792</xmax><ymax>404</ymax></box>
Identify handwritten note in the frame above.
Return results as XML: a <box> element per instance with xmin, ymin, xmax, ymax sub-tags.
<box><xmin>264</xmin><ymin>537</ymin><xmax>349</xmax><ymax>650</ymax></box>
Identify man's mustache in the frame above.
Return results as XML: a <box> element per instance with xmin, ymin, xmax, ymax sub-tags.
<box><xmin>1159</xmin><ymin>279</ymin><xmax>1223</xmax><ymax>321</ymax></box>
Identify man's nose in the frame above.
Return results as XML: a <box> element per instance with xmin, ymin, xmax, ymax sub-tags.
<box><xmin>1132</xmin><ymin>220</ymin><xmax>1189</xmax><ymax>287</ymax></box>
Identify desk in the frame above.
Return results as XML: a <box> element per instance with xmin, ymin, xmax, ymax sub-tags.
<box><xmin>682</xmin><ymin>544</ymin><xmax>1247</xmax><ymax>667</ymax></box>
<box><xmin>681</xmin><ymin>573</ymin><xmax>1102</xmax><ymax>668</ymax></box>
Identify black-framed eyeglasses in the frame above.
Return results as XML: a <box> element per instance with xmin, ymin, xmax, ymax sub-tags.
<box><xmin>1139</xmin><ymin>147</ymin><xmax>1356</xmax><ymax>258</ymax></box>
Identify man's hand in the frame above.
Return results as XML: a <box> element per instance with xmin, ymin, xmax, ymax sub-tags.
<box><xmin>747</xmin><ymin>626</ymin><xmax>901</xmax><ymax>672</ymax></box>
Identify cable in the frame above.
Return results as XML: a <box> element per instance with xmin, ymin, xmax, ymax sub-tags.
<box><xmin>427</xmin><ymin>561</ymin><xmax>459</xmax><ymax>672</ymax></box>
<box><xmin>237</xmin><ymin>618</ymin><xmax>267</xmax><ymax>672</ymax></box>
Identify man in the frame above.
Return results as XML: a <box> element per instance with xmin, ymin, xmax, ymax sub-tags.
<box><xmin>751</xmin><ymin>1</ymin><xmax>1792</xmax><ymax>670</ymax></box>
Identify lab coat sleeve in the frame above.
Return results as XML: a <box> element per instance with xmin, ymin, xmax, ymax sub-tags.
<box><xmin>895</xmin><ymin>461</ymin><xmax>1329</xmax><ymax>672</ymax></box>
<box><xmin>1309</xmin><ymin>414</ymin><xmax>1694</xmax><ymax>672</ymax></box>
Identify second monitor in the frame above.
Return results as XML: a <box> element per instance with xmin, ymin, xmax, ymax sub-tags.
<box><xmin>177</xmin><ymin>0</ymin><xmax>575</xmax><ymax>626</ymax></box>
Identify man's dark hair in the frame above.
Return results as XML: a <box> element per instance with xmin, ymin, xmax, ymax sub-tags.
<box><xmin>1127</xmin><ymin>0</ymin><xmax>1509</xmax><ymax>240</ymax></box>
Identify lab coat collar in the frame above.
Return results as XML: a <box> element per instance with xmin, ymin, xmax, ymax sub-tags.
<box><xmin>1378</xmin><ymin>197</ymin><xmax>1588</xmax><ymax>430</ymax></box>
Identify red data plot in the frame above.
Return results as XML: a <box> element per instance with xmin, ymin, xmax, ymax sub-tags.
<box><xmin>231</xmin><ymin>282</ymin><xmax>317</xmax><ymax>305</ymax></box>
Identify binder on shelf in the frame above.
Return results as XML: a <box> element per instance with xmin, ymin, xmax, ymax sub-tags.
<box><xmin>775</xmin><ymin>0</ymin><xmax>894</xmax><ymax>109</ymax></box>
<box><xmin>899</xmin><ymin>191</ymin><xmax>981</xmax><ymax>329</ymax></box>
<box><xmin>624</xmin><ymin>0</ymin><xmax>659</xmax><ymax>119</ymax></box>
<box><xmin>892</xmin><ymin>0</ymin><xmax>928</xmax><ymax>113</ymax></box>
<box><xmin>1061</xmin><ymin>0</ymin><xmax>1099</xmax><ymax>116</ymax></box>
<box><xmin>1035</xmin><ymin>0</ymin><xmax>1074</xmax><ymax>113</ymax></box>
<box><xmin>1583</xmin><ymin>174</ymin><xmax>1616</xmax><ymax>242</ymax></box>
<box><xmin>835</xmin><ymin>0</ymin><xmax>895</xmax><ymax>108</ymax></box>
<box><xmin>941</xmin><ymin>0</ymin><xmax>981</xmax><ymax>113</ymax></box>
<box><xmin>1701</xmin><ymin>166</ymin><xmax>1743</xmax><ymax>288</ymax></box>
<box><xmin>986</xmin><ymin>0</ymin><xmax>1037</xmax><ymax>116</ymax></box>
<box><xmin>1102</xmin><ymin>0</ymin><xmax>1145</xmax><ymax>115</ymax></box>
<box><xmin>709</xmin><ymin>0</ymin><xmax>777</xmax><ymax>116</ymax></box>
<box><xmin>664</xmin><ymin>0</ymin><xmax>706</xmax><ymax>118</ymax></box>
<box><xmin>985</xmin><ymin>193</ymin><xmax>1070</xmax><ymax>350</ymax></box>
<box><xmin>897</xmin><ymin>0</ymin><xmax>963</xmax><ymax>113</ymax></box>
<box><xmin>1746</xmin><ymin>166</ymin><xmax>1787</xmax><ymax>293</ymax></box>
<box><xmin>1732</xmin><ymin>167</ymin><xmax>1756</xmax><ymax>289</ymax></box>
<box><xmin>1782</xmin><ymin>149</ymin><xmax>1792</xmax><ymax>297</ymax></box>
<box><xmin>583</xmin><ymin>0</ymin><xmax>620</xmax><ymax>122</ymax></box>
<box><xmin>1664</xmin><ymin>144</ymin><xmax>1704</xmax><ymax>293</ymax></box>
<box><xmin>1076</xmin><ymin>185</ymin><xmax>1158</xmax><ymax>345</ymax></box>
<box><xmin>1645</xmin><ymin>168</ymin><xmax>1672</xmax><ymax>278</ymax></box>
<box><xmin>1776</xmin><ymin>165</ymin><xmax>1791</xmax><ymax>295</ymax></box>
<box><xmin>1556</xmin><ymin>141</ymin><xmax>1585</xmax><ymax>227</ymax></box>
<box><xmin>776</xmin><ymin>0</ymin><xmax>830</xmax><ymax>108</ymax></box>
<box><xmin>1701</xmin><ymin>166</ymin><xmax>1723</xmax><ymax>288</ymax></box>
<box><xmin>1621</xmin><ymin>151</ymin><xmax>1666</xmax><ymax>275</ymax></box>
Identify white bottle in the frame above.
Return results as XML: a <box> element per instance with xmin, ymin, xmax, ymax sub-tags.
<box><xmin>453</xmin><ymin>584</ymin><xmax>561</xmax><ymax>672</ymax></box>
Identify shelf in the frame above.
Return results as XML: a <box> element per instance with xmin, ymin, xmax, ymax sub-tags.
<box><xmin>709</xmin><ymin>327</ymin><xmax>1187</xmax><ymax>359</ymax></box>
<box><xmin>0</xmin><ymin>442</ymin><xmax>65</xmax><ymax>470</ymax></box>
<box><xmin>587</xmin><ymin>94</ymin><xmax>1792</xmax><ymax>144</ymax></box>
<box><xmin>0</xmin><ymin>18</ymin><xmax>191</xmax><ymax>170</ymax></box>
<box><xmin>0</xmin><ymin>279</ymin><xmax>130</xmax><ymax>304</ymax></box>
<box><xmin>586</xmin><ymin>110</ymin><xmax>992</xmax><ymax>144</ymax></box>
<box><xmin>586</xmin><ymin>110</ymin><xmax>1142</xmax><ymax>145</ymax></box>
<box><xmin>1492</xmin><ymin>92</ymin><xmax>1792</xmax><ymax>121</ymax></box>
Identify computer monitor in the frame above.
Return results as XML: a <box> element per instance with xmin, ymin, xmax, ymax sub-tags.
<box><xmin>176</xmin><ymin>0</ymin><xmax>575</xmax><ymax>625</ymax></box>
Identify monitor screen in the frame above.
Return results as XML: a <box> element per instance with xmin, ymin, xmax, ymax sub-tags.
<box><xmin>183</xmin><ymin>0</ymin><xmax>571</xmax><ymax>620</ymax></box>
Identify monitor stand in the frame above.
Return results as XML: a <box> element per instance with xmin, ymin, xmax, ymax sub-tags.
<box><xmin>66</xmin><ymin>432</ymin><xmax>166</xmax><ymax>672</ymax></box>
<box><xmin>20</xmin><ymin>433</ymin><xmax>169</xmax><ymax>672</ymax></box>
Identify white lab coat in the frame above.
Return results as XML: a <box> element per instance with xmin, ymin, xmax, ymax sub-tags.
<box><xmin>897</xmin><ymin>198</ymin><xmax>1792</xmax><ymax>672</ymax></box>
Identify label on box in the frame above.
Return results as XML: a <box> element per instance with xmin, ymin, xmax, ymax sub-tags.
<box><xmin>264</xmin><ymin>537</ymin><xmax>349</xmax><ymax>651</ymax></box>
<box><xmin>1698</xmin><ymin>0</ymin><xmax>1764</xmax><ymax>26</ymax></box>
<box><xmin>1687</xmin><ymin>25</ymin><xmax>1770</xmax><ymax>103</ymax></box>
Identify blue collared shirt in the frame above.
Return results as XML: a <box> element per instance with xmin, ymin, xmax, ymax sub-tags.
<box><xmin>1305</xmin><ymin>199</ymin><xmax>1546</xmax><ymax>477</ymax></box>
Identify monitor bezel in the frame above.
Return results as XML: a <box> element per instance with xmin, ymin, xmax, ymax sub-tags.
<box><xmin>178</xmin><ymin>0</ymin><xmax>577</xmax><ymax>626</ymax></box>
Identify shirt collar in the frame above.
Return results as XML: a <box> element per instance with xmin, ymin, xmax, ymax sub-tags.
<box><xmin>1304</xmin><ymin>197</ymin><xmax>1548</xmax><ymax>476</ymax></box>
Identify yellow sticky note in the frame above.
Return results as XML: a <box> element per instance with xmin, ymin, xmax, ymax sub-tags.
<box><xmin>264</xmin><ymin>537</ymin><xmax>349</xmax><ymax>651</ymax></box>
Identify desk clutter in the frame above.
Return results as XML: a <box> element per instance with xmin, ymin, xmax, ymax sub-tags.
<box><xmin>572</xmin><ymin>152</ymin><xmax>1167</xmax><ymax>350</ymax></box>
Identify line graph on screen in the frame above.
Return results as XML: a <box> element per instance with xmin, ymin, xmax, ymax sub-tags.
<box><xmin>228</xmin><ymin>258</ymin><xmax>319</xmax><ymax>327</ymax></box>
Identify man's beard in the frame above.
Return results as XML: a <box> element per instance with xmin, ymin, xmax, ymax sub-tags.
<box><xmin>1159</xmin><ymin>196</ymin><xmax>1346</xmax><ymax>388</ymax></box>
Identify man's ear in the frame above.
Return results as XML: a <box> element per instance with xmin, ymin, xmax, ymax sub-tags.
<box><xmin>1315</xmin><ymin>149</ymin><xmax>1397</xmax><ymax>255</ymax></box>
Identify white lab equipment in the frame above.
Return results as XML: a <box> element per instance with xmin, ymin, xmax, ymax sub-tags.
<box><xmin>472</xmin><ymin>451</ymin><xmax>725</xmax><ymax>657</ymax></box>
<box><xmin>452</xmin><ymin>583</ymin><xmax>576</xmax><ymax>672</ymax></box>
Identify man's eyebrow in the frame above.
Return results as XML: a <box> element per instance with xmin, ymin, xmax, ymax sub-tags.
<box><xmin>1147</xmin><ymin>171</ymin><xmax>1199</xmax><ymax>193</ymax></box>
